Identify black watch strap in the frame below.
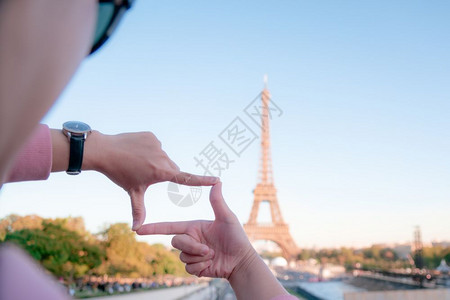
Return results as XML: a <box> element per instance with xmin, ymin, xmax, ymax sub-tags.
<box><xmin>67</xmin><ymin>135</ymin><xmax>85</xmax><ymax>175</ymax></box>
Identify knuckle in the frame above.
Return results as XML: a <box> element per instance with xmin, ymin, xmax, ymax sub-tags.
<box><xmin>131</xmin><ymin>203</ymin><xmax>144</xmax><ymax>215</ymax></box>
<box><xmin>132</xmin><ymin>200</ymin><xmax>144</xmax><ymax>209</ymax></box>
<box><xmin>143</xmin><ymin>131</ymin><xmax>156</xmax><ymax>139</ymax></box>
<box><xmin>161</xmin><ymin>167</ymin><xmax>173</xmax><ymax>177</ymax></box>
<box><xmin>144</xmin><ymin>132</ymin><xmax>161</xmax><ymax>146</ymax></box>
<box><xmin>170</xmin><ymin>163</ymin><xmax>180</xmax><ymax>174</ymax></box>
<box><xmin>157</xmin><ymin>169</ymin><xmax>173</xmax><ymax>181</ymax></box>
<box><xmin>132</xmin><ymin>209</ymin><xmax>144</xmax><ymax>219</ymax></box>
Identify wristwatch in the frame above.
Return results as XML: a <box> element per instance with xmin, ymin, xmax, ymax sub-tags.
<box><xmin>62</xmin><ymin>121</ymin><xmax>92</xmax><ymax>175</ymax></box>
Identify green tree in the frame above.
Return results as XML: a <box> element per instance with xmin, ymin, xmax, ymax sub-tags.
<box><xmin>1</xmin><ymin>215</ymin><xmax>189</xmax><ymax>279</ymax></box>
<box><xmin>0</xmin><ymin>214</ymin><xmax>43</xmax><ymax>241</ymax></box>
<box><xmin>98</xmin><ymin>223</ymin><xmax>186</xmax><ymax>277</ymax></box>
<box><xmin>423</xmin><ymin>246</ymin><xmax>450</xmax><ymax>269</ymax></box>
<box><xmin>4</xmin><ymin>221</ymin><xmax>104</xmax><ymax>280</ymax></box>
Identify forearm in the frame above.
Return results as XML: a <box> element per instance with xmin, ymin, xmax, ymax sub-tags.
<box><xmin>3</xmin><ymin>125</ymin><xmax>52</xmax><ymax>183</ymax></box>
<box><xmin>229</xmin><ymin>249</ymin><xmax>290</xmax><ymax>300</ymax></box>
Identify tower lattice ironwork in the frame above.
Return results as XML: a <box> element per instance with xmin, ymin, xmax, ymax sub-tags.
<box><xmin>413</xmin><ymin>226</ymin><xmax>424</xmax><ymax>269</ymax></box>
<box><xmin>243</xmin><ymin>80</ymin><xmax>299</xmax><ymax>261</ymax></box>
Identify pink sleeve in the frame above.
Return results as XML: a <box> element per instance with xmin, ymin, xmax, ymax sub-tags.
<box><xmin>0</xmin><ymin>244</ymin><xmax>71</xmax><ymax>300</ymax></box>
<box><xmin>271</xmin><ymin>295</ymin><xmax>299</xmax><ymax>300</ymax></box>
<box><xmin>5</xmin><ymin>124</ymin><xmax>52</xmax><ymax>183</ymax></box>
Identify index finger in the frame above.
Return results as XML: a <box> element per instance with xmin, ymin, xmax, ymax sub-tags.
<box><xmin>136</xmin><ymin>221</ymin><xmax>197</xmax><ymax>235</ymax></box>
<box><xmin>171</xmin><ymin>172</ymin><xmax>219</xmax><ymax>186</ymax></box>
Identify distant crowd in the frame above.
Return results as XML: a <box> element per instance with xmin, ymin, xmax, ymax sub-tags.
<box><xmin>61</xmin><ymin>275</ymin><xmax>203</xmax><ymax>297</ymax></box>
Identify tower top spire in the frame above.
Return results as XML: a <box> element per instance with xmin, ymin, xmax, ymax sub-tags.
<box><xmin>258</xmin><ymin>76</ymin><xmax>273</xmax><ymax>185</ymax></box>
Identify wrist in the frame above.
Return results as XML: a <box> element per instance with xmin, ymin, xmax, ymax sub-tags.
<box><xmin>228</xmin><ymin>246</ymin><xmax>289</xmax><ymax>300</ymax></box>
<box><xmin>82</xmin><ymin>130</ymin><xmax>104</xmax><ymax>171</ymax></box>
<box><xmin>228</xmin><ymin>246</ymin><xmax>259</xmax><ymax>283</ymax></box>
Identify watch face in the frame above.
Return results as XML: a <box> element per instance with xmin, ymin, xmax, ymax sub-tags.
<box><xmin>63</xmin><ymin>121</ymin><xmax>91</xmax><ymax>134</ymax></box>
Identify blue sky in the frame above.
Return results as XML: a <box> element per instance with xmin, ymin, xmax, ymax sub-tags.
<box><xmin>1</xmin><ymin>1</ymin><xmax>449</xmax><ymax>248</ymax></box>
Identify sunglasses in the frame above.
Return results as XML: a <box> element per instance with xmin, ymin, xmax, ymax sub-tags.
<box><xmin>90</xmin><ymin>0</ymin><xmax>134</xmax><ymax>54</ymax></box>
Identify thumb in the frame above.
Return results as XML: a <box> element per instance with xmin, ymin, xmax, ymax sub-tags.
<box><xmin>210</xmin><ymin>182</ymin><xmax>233</xmax><ymax>222</ymax></box>
<box><xmin>129</xmin><ymin>188</ymin><xmax>147</xmax><ymax>231</ymax></box>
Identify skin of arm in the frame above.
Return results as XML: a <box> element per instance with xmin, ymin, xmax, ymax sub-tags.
<box><xmin>0</xmin><ymin>0</ymin><xmax>96</xmax><ymax>181</ymax></box>
<box><xmin>137</xmin><ymin>183</ymin><xmax>292</xmax><ymax>300</ymax></box>
<box><xmin>51</xmin><ymin>129</ymin><xmax>219</xmax><ymax>230</ymax></box>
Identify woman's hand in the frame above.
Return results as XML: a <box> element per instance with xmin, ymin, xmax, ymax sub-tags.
<box><xmin>136</xmin><ymin>183</ymin><xmax>292</xmax><ymax>300</ymax></box>
<box><xmin>136</xmin><ymin>182</ymin><xmax>254</xmax><ymax>278</ymax></box>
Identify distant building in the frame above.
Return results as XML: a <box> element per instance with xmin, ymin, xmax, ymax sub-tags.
<box><xmin>368</xmin><ymin>243</ymin><xmax>412</xmax><ymax>260</ymax></box>
<box><xmin>436</xmin><ymin>259</ymin><xmax>450</xmax><ymax>274</ymax></box>
<box><xmin>431</xmin><ymin>240</ymin><xmax>450</xmax><ymax>248</ymax></box>
<box><xmin>393</xmin><ymin>244</ymin><xmax>412</xmax><ymax>259</ymax></box>
<box><xmin>272</xmin><ymin>257</ymin><xmax>288</xmax><ymax>267</ymax></box>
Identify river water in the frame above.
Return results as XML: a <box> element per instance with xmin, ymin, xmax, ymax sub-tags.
<box><xmin>297</xmin><ymin>281</ymin><xmax>366</xmax><ymax>300</ymax></box>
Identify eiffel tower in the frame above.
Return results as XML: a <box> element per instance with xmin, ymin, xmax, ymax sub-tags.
<box><xmin>244</xmin><ymin>77</ymin><xmax>299</xmax><ymax>262</ymax></box>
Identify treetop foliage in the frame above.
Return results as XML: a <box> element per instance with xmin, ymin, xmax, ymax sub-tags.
<box><xmin>0</xmin><ymin>215</ymin><xmax>186</xmax><ymax>280</ymax></box>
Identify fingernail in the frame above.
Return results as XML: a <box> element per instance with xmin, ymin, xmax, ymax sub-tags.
<box><xmin>201</xmin><ymin>246</ymin><xmax>209</xmax><ymax>256</ymax></box>
<box><xmin>132</xmin><ymin>221</ymin><xmax>139</xmax><ymax>231</ymax></box>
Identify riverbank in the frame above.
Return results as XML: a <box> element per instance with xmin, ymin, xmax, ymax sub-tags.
<box><xmin>87</xmin><ymin>283</ymin><xmax>208</xmax><ymax>300</ymax></box>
